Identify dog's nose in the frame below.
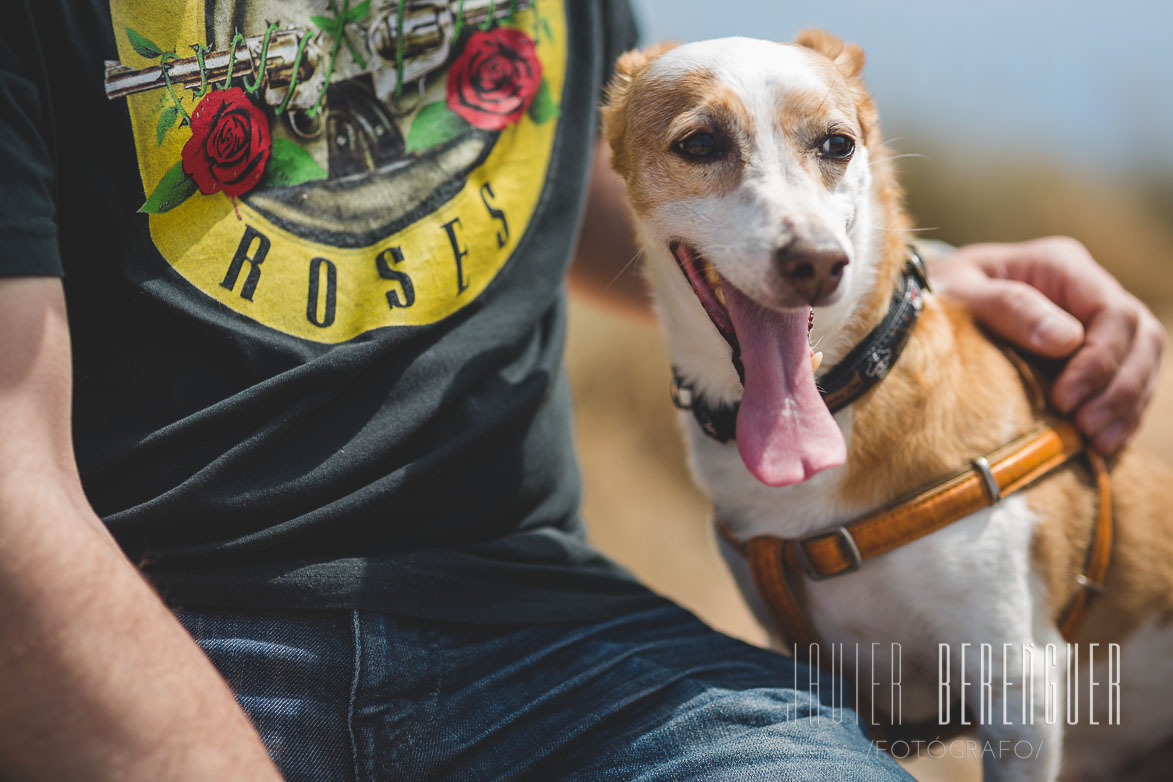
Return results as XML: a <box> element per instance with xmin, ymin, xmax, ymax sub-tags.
<box><xmin>775</xmin><ymin>239</ymin><xmax>849</xmax><ymax>305</ymax></box>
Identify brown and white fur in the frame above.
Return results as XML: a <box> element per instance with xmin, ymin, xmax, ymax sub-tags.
<box><xmin>602</xmin><ymin>30</ymin><xmax>1173</xmax><ymax>782</ymax></box>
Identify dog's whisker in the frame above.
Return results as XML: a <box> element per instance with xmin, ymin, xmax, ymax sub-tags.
<box><xmin>815</xmin><ymin>84</ymin><xmax>835</xmax><ymax>116</ymax></box>
<box><xmin>601</xmin><ymin>249</ymin><xmax>646</xmax><ymax>293</ymax></box>
<box><xmin>871</xmin><ymin>153</ymin><xmax>930</xmax><ymax>166</ymax></box>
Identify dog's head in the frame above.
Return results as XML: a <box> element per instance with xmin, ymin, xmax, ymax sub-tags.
<box><xmin>603</xmin><ymin>31</ymin><xmax>890</xmax><ymax>487</ymax></box>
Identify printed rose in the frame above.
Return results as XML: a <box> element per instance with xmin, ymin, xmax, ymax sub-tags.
<box><xmin>181</xmin><ymin>88</ymin><xmax>272</xmax><ymax>198</ymax></box>
<box><xmin>447</xmin><ymin>28</ymin><xmax>542</xmax><ymax>131</ymax></box>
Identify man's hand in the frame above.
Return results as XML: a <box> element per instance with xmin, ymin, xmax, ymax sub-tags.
<box><xmin>929</xmin><ymin>236</ymin><xmax>1166</xmax><ymax>453</ymax></box>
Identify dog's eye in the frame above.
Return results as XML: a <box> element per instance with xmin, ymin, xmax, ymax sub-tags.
<box><xmin>818</xmin><ymin>134</ymin><xmax>855</xmax><ymax>160</ymax></box>
<box><xmin>676</xmin><ymin>132</ymin><xmax>720</xmax><ymax>161</ymax></box>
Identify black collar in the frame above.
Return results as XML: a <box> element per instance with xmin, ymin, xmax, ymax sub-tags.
<box><xmin>671</xmin><ymin>248</ymin><xmax>929</xmax><ymax>443</ymax></box>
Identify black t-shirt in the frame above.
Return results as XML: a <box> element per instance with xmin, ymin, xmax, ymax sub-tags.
<box><xmin>1</xmin><ymin>0</ymin><xmax>666</xmax><ymax>623</ymax></box>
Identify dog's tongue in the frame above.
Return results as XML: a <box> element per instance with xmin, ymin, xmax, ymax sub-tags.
<box><xmin>724</xmin><ymin>282</ymin><xmax>846</xmax><ymax>486</ymax></box>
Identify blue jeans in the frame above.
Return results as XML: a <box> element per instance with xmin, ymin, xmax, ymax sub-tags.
<box><xmin>176</xmin><ymin>604</ymin><xmax>911</xmax><ymax>781</ymax></box>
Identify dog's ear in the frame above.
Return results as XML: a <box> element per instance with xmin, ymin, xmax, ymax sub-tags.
<box><xmin>794</xmin><ymin>28</ymin><xmax>865</xmax><ymax>78</ymax></box>
<box><xmin>602</xmin><ymin>43</ymin><xmax>678</xmax><ymax>177</ymax></box>
<box><xmin>794</xmin><ymin>29</ymin><xmax>878</xmax><ymax>144</ymax></box>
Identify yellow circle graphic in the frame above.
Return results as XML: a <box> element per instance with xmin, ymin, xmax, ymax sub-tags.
<box><xmin>109</xmin><ymin>0</ymin><xmax>568</xmax><ymax>343</ymax></box>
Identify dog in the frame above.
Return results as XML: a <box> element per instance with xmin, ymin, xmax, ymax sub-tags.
<box><xmin>602</xmin><ymin>30</ymin><xmax>1173</xmax><ymax>782</ymax></box>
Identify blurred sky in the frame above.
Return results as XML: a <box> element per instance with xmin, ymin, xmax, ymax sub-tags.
<box><xmin>629</xmin><ymin>0</ymin><xmax>1173</xmax><ymax>177</ymax></box>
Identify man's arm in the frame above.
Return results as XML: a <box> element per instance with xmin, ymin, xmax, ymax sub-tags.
<box><xmin>0</xmin><ymin>278</ymin><xmax>281</xmax><ymax>781</ymax></box>
<box><xmin>571</xmin><ymin>142</ymin><xmax>1165</xmax><ymax>452</ymax></box>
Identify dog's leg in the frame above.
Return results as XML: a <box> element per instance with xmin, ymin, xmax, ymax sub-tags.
<box><xmin>946</xmin><ymin>624</ymin><xmax>1065</xmax><ymax>782</ymax></box>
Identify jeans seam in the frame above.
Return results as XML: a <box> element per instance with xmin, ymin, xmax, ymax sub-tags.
<box><xmin>348</xmin><ymin>610</ymin><xmax>363</xmax><ymax>782</ymax></box>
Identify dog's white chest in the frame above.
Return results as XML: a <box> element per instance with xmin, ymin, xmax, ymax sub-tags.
<box><xmin>714</xmin><ymin>467</ymin><xmax>1047</xmax><ymax>725</ymax></box>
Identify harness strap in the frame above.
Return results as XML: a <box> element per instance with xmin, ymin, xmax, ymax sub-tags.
<box><xmin>791</xmin><ymin>422</ymin><xmax>1084</xmax><ymax>579</ymax></box>
<box><xmin>720</xmin><ymin>419</ymin><xmax>1113</xmax><ymax>653</ymax></box>
<box><xmin>1058</xmin><ymin>450</ymin><xmax>1113</xmax><ymax>641</ymax></box>
<box><xmin>745</xmin><ymin>537</ymin><xmax>820</xmax><ymax>659</ymax></box>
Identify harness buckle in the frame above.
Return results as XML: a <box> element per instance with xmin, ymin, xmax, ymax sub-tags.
<box><xmin>971</xmin><ymin>456</ymin><xmax>1002</xmax><ymax>503</ymax></box>
<box><xmin>795</xmin><ymin>525</ymin><xmax>864</xmax><ymax>581</ymax></box>
<box><xmin>1076</xmin><ymin>573</ymin><xmax>1105</xmax><ymax>594</ymax></box>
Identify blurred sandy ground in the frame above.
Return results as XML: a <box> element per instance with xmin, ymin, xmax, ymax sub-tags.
<box><xmin>565</xmin><ymin>159</ymin><xmax>1173</xmax><ymax>781</ymax></box>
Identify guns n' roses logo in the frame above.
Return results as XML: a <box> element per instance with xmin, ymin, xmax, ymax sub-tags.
<box><xmin>106</xmin><ymin>0</ymin><xmax>565</xmax><ymax>342</ymax></box>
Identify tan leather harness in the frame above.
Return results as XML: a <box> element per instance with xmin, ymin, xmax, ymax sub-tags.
<box><xmin>716</xmin><ymin>419</ymin><xmax>1114</xmax><ymax>656</ymax></box>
